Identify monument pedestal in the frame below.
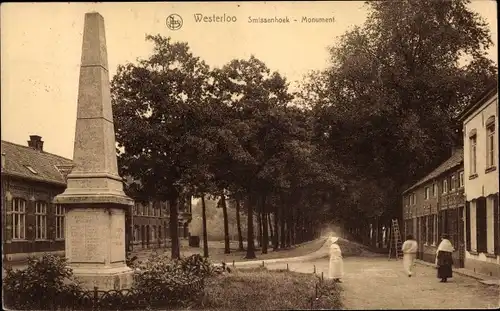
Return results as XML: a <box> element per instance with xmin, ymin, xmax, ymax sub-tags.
<box><xmin>65</xmin><ymin>206</ymin><xmax>133</xmax><ymax>290</ymax></box>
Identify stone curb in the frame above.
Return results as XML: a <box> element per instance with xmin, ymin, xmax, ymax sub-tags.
<box><xmin>415</xmin><ymin>259</ymin><xmax>498</xmax><ymax>285</ymax></box>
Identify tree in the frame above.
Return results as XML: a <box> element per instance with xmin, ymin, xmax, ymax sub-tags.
<box><xmin>211</xmin><ymin>56</ymin><xmax>294</xmax><ymax>258</ymax></box>
<box><xmin>300</xmin><ymin>0</ymin><xmax>497</xmax><ymax>232</ymax></box>
<box><xmin>111</xmin><ymin>34</ymin><xmax>213</xmax><ymax>259</ymax></box>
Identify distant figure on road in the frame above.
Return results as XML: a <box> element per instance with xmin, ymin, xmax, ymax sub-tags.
<box><xmin>328</xmin><ymin>236</ymin><xmax>344</xmax><ymax>283</ymax></box>
<box><xmin>401</xmin><ymin>234</ymin><xmax>418</xmax><ymax>277</ymax></box>
<box><xmin>436</xmin><ymin>233</ymin><xmax>455</xmax><ymax>283</ymax></box>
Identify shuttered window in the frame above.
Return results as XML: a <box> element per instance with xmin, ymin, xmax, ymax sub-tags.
<box><xmin>476</xmin><ymin>198</ymin><xmax>487</xmax><ymax>253</ymax></box>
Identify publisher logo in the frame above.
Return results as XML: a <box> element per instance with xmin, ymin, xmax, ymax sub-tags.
<box><xmin>166</xmin><ymin>14</ymin><xmax>183</xmax><ymax>30</ymax></box>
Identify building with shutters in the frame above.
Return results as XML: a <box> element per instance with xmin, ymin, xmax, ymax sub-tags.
<box><xmin>458</xmin><ymin>86</ymin><xmax>499</xmax><ymax>277</ymax></box>
<box><xmin>402</xmin><ymin>148</ymin><xmax>466</xmax><ymax>267</ymax></box>
<box><xmin>2</xmin><ymin>135</ymin><xmax>192</xmax><ymax>266</ymax></box>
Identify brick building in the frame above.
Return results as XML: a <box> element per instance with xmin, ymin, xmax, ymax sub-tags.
<box><xmin>130</xmin><ymin>196</ymin><xmax>192</xmax><ymax>251</ymax></box>
<box><xmin>458</xmin><ymin>87</ymin><xmax>499</xmax><ymax>277</ymax></box>
<box><xmin>2</xmin><ymin>136</ymin><xmax>192</xmax><ymax>265</ymax></box>
<box><xmin>2</xmin><ymin>136</ymin><xmax>73</xmax><ymax>264</ymax></box>
<box><xmin>402</xmin><ymin>148</ymin><xmax>465</xmax><ymax>267</ymax></box>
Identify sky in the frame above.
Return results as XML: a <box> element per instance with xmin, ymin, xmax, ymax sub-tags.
<box><xmin>1</xmin><ymin>1</ymin><xmax>498</xmax><ymax>159</ymax></box>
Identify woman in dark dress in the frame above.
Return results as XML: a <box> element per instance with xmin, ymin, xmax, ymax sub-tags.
<box><xmin>436</xmin><ymin>233</ymin><xmax>455</xmax><ymax>282</ymax></box>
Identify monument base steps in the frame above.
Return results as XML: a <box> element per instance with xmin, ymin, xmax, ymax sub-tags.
<box><xmin>72</xmin><ymin>265</ymin><xmax>133</xmax><ymax>290</ymax></box>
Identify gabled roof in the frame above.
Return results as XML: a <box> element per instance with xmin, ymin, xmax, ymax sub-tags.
<box><xmin>403</xmin><ymin>148</ymin><xmax>464</xmax><ymax>194</ymax></box>
<box><xmin>1</xmin><ymin>140</ymin><xmax>73</xmax><ymax>186</ymax></box>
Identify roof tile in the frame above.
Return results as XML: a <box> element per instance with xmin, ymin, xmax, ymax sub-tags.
<box><xmin>1</xmin><ymin>140</ymin><xmax>73</xmax><ymax>185</ymax></box>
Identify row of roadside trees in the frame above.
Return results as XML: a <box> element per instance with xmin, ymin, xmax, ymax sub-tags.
<box><xmin>112</xmin><ymin>0</ymin><xmax>497</xmax><ymax>259</ymax></box>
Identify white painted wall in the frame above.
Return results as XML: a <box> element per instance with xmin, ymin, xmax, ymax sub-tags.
<box><xmin>463</xmin><ymin>92</ymin><xmax>499</xmax><ymax>266</ymax></box>
<box><xmin>463</xmin><ymin>93</ymin><xmax>499</xmax><ymax>201</ymax></box>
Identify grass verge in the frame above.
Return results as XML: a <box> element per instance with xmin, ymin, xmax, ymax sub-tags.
<box><xmin>185</xmin><ymin>238</ymin><xmax>326</xmax><ymax>263</ymax></box>
<box><xmin>133</xmin><ymin>238</ymin><xmax>327</xmax><ymax>264</ymax></box>
<box><xmin>197</xmin><ymin>267</ymin><xmax>343</xmax><ymax>310</ymax></box>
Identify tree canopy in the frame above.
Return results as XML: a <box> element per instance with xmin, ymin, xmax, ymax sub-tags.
<box><xmin>111</xmin><ymin>0</ymin><xmax>496</xmax><ymax>257</ymax></box>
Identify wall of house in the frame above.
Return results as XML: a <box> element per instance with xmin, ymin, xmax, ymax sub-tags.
<box><xmin>463</xmin><ymin>94</ymin><xmax>498</xmax><ymax>200</ymax></box>
<box><xmin>2</xmin><ymin>176</ymin><xmax>66</xmax><ymax>263</ymax></box>
<box><xmin>462</xmin><ymin>93</ymin><xmax>499</xmax><ymax>277</ymax></box>
<box><xmin>403</xmin><ymin>167</ymin><xmax>465</xmax><ymax>267</ymax></box>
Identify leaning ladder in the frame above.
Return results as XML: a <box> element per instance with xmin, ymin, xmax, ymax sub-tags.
<box><xmin>388</xmin><ymin>218</ymin><xmax>403</xmax><ymax>260</ymax></box>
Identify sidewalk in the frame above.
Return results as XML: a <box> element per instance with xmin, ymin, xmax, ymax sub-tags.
<box><xmin>415</xmin><ymin>259</ymin><xmax>500</xmax><ymax>286</ymax></box>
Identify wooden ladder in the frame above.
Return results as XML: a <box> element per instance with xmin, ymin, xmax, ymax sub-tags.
<box><xmin>388</xmin><ymin>219</ymin><xmax>403</xmax><ymax>260</ymax></box>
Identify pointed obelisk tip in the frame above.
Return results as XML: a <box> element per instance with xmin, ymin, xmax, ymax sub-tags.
<box><xmin>80</xmin><ymin>10</ymin><xmax>108</xmax><ymax>70</ymax></box>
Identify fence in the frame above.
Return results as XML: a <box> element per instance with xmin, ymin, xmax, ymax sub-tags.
<box><xmin>4</xmin><ymin>277</ymin><xmax>205</xmax><ymax>311</ymax></box>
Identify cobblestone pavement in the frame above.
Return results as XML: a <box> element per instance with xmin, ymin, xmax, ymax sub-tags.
<box><xmin>261</xmin><ymin>255</ymin><xmax>500</xmax><ymax>309</ymax></box>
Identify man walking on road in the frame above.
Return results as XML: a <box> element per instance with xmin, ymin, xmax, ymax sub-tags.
<box><xmin>401</xmin><ymin>234</ymin><xmax>418</xmax><ymax>277</ymax></box>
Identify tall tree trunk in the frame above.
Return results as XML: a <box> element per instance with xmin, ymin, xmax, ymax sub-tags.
<box><xmin>296</xmin><ymin>208</ymin><xmax>302</xmax><ymax>244</ymax></box>
<box><xmin>221</xmin><ymin>192</ymin><xmax>230</xmax><ymax>254</ymax></box>
<box><xmin>201</xmin><ymin>195</ymin><xmax>209</xmax><ymax>258</ymax></box>
<box><xmin>261</xmin><ymin>195</ymin><xmax>269</xmax><ymax>254</ymax></box>
<box><xmin>285</xmin><ymin>211</ymin><xmax>291</xmax><ymax>248</ymax></box>
<box><xmin>235</xmin><ymin>199</ymin><xmax>244</xmax><ymax>251</ymax></box>
<box><xmin>280</xmin><ymin>201</ymin><xmax>286</xmax><ymax>249</ymax></box>
<box><xmin>268</xmin><ymin>212</ymin><xmax>273</xmax><ymax>247</ymax></box>
<box><xmin>257</xmin><ymin>209</ymin><xmax>263</xmax><ymax>248</ymax></box>
<box><xmin>273</xmin><ymin>208</ymin><xmax>279</xmax><ymax>250</ymax></box>
<box><xmin>169</xmin><ymin>196</ymin><xmax>180</xmax><ymax>259</ymax></box>
<box><xmin>245</xmin><ymin>196</ymin><xmax>256</xmax><ymax>259</ymax></box>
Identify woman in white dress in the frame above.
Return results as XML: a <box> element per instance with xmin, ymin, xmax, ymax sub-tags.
<box><xmin>328</xmin><ymin>236</ymin><xmax>344</xmax><ymax>283</ymax></box>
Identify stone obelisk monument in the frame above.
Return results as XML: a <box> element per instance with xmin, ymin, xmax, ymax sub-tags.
<box><xmin>53</xmin><ymin>12</ymin><xmax>134</xmax><ymax>290</ymax></box>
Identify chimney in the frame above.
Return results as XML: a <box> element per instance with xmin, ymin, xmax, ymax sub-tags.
<box><xmin>28</xmin><ymin>135</ymin><xmax>44</xmax><ymax>152</ymax></box>
<box><xmin>450</xmin><ymin>126</ymin><xmax>463</xmax><ymax>156</ymax></box>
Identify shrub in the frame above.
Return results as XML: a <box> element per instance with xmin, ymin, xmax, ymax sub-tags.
<box><xmin>126</xmin><ymin>252</ymin><xmax>139</xmax><ymax>269</ymax></box>
<box><xmin>3</xmin><ymin>254</ymin><xmax>83</xmax><ymax>310</ymax></box>
<box><xmin>180</xmin><ymin>254</ymin><xmax>231</xmax><ymax>278</ymax></box>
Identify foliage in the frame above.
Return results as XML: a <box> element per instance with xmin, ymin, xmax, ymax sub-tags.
<box><xmin>111</xmin><ymin>0</ymin><xmax>497</xmax><ymax>252</ymax></box>
<box><xmin>300</xmin><ymin>0</ymin><xmax>497</xmax><ymax>223</ymax></box>
<box><xmin>132</xmin><ymin>253</ymin><xmax>229</xmax><ymax>306</ymax></box>
<box><xmin>2</xmin><ymin>254</ymin><xmax>83</xmax><ymax>310</ymax></box>
<box><xmin>126</xmin><ymin>253</ymin><xmax>140</xmax><ymax>269</ymax></box>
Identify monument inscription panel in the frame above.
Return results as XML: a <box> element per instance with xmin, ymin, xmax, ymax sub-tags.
<box><xmin>110</xmin><ymin>211</ymin><xmax>125</xmax><ymax>263</ymax></box>
<box><xmin>68</xmin><ymin>211</ymin><xmax>106</xmax><ymax>263</ymax></box>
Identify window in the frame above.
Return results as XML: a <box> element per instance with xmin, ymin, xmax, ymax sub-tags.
<box><xmin>451</xmin><ymin>175</ymin><xmax>456</xmax><ymax>191</ymax></box>
<box><xmin>413</xmin><ymin>193</ymin><xmax>417</xmax><ymax>205</ymax></box>
<box><xmin>486</xmin><ymin>118</ymin><xmax>495</xmax><ymax>169</ymax></box>
<box><xmin>442</xmin><ymin>179</ymin><xmax>448</xmax><ymax>194</ymax></box>
<box><xmin>432</xmin><ymin>183</ymin><xmax>437</xmax><ymax>197</ymax></box>
<box><xmin>470</xmin><ymin>134</ymin><xmax>477</xmax><ymax>174</ymax></box>
<box><xmin>423</xmin><ymin>216</ymin><xmax>428</xmax><ymax>244</ymax></box>
<box><xmin>476</xmin><ymin>198</ymin><xmax>487</xmax><ymax>253</ymax></box>
<box><xmin>55</xmin><ymin>204</ymin><xmax>65</xmax><ymax>239</ymax></box>
<box><xmin>35</xmin><ymin>201</ymin><xmax>48</xmax><ymax>240</ymax></box>
<box><xmin>459</xmin><ymin>171</ymin><xmax>464</xmax><ymax>188</ymax></box>
<box><xmin>424</xmin><ymin>187</ymin><xmax>430</xmax><ymax>200</ymax></box>
<box><xmin>428</xmin><ymin>215</ymin><xmax>436</xmax><ymax>244</ymax></box>
<box><xmin>12</xmin><ymin>198</ymin><xmax>26</xmax><ymax>240</ymax></box>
